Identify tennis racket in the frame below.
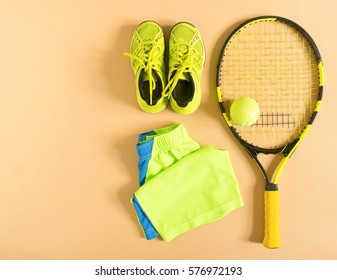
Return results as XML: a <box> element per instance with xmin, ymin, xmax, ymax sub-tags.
<box><xmin>216</xmin><ymin>16</ymin><xmax>324</xmax><ymax>248</ymax></box>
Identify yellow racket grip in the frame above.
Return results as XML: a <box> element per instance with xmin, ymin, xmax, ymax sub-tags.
<box><xmin>263</xmin><ymin>189</ymin><xmax>280</xmax><ymax>248</ymax></box>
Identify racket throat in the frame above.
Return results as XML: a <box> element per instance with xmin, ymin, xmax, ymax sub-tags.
<box><xmin>265</xmin><ymin>183</ymin><xmax>278</xmax><ymax>191</ymax></box>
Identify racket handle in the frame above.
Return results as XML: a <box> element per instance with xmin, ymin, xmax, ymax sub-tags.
<box><xmin>263</xmin><ymin>188</ymin><xmax>280</xmax><ymax>248</ymax></box>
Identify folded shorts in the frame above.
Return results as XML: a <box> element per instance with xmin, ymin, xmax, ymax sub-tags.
<box><xmin>132</xmin><ymin>123</ymin><xmax>243</xmax><ymax>242</ymax></box>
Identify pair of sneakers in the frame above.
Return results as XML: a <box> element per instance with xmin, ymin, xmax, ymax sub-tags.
<box><xmin>124</xmin><ymin>21</ymin><xmax>205</xmax><ymax>114</ymax></box>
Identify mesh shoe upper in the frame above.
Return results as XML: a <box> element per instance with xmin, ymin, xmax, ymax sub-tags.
<box><xmin>125</xmin><ymin>21</ymin><xmax>168</xmax><ymax>113</ymax></box>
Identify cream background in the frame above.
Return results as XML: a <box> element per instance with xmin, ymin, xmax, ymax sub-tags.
<box><xmin>1</xmin><ymin>0</ymin><xmax>336</xmax><ymax>259</ymax></box>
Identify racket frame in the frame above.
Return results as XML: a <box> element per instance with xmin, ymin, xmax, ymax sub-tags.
<box><xmin>216</xmin><ymin>15</ymin><xmax>324</xmax><ymax>248</ymax></box>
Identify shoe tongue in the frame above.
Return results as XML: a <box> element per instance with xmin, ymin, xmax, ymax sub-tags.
<box><xmin>176</xmin><ymin>71</ymin><xmax>190</xmax><ymax>81</ymax></box>
<box><xmin>177</xmin><ymin>48</ymin><xmax>190</xmax><ymax>81</ymax></box>
<box><xmin>143</xmin><ymin>71</ymin><xmax>158</xmax><ymax>82</ymax></box>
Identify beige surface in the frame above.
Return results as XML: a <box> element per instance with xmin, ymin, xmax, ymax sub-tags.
<box><xmin>1</xmin><ymin>0</ymin><xmax>336</xmax><ymax>260</ymax></box>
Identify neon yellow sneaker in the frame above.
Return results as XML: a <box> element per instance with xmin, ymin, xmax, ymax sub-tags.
<box><xmin>124</xmin><ymin>21</ymin><xmax>167</xmax><ymax>113</ymax></box>
<box><xmin>163</xmin><ymin>22</ymin><xmax>205</xmax><ymax>114</ymax></box>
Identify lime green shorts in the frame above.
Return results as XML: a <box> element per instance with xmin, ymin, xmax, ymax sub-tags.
<box><xmin>132</xmin><ymin>123</ymin><xmax>243</xmax><ymax>242</ymax></box>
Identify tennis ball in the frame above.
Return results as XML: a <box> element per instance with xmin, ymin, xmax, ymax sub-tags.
<box><xmin>230</xmin><ymin>96</ymin><xmax>260</xmax><ymax>126</ymax></box>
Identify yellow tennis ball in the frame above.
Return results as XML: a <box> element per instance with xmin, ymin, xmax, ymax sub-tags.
<box><xmin>230</xmin><ymin>96</ymin><xmax>260</xmax><ymax>126</ymax></box>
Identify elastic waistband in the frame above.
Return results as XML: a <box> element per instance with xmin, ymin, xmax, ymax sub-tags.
<box><xmin>136</xmin><ymin>123</ymin><xmax>189</xmax><ymax>159</ymax></box>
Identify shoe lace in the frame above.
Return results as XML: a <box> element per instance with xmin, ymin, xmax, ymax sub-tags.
<box><xmin>162</xmin><ymin>42</ymin><xmax>199</xmax><ymax>99</ymax></box>
<box><xmin>124</xmin><ymin>40</ymin><xmax>163</xmax><ymax>105</ymax></box>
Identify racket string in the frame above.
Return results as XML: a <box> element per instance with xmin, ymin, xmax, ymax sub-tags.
<box><xmin>219</xmin><ymin>19</ymin><xmax>319</xmax><ymax>149</ymax></box>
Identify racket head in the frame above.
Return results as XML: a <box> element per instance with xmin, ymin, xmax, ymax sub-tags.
<box><xmin>216</xmin><ymin>16</ymin><xmax>323</xmax><ymax>156</ymax></box>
